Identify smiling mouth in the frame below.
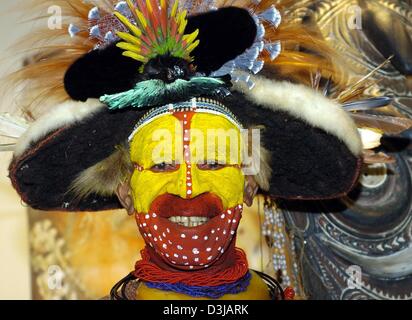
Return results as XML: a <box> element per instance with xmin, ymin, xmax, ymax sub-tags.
<box><xmin>168</xmin><ymin>216</ymin><xmax>210</xmax><ymax>227</ymax></box>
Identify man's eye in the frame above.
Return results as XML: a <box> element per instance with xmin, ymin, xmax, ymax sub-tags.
<box><xmin>197</xmin><ymin>161</ymin><xmax>225</xmax><ymax>171</ymax></box>
<box><xmin>151</xmin><ymin>162</ymin><xmax>179</xmax><ymax>172</ymax></box>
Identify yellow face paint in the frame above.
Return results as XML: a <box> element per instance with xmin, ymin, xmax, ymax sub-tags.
<box><xmin>129</xmin><ymin>112</ymin><xmax>244</xmax><ymax>214</ymax></box>
<box><xmin>129</xmin><ymin>110</ymin><xmax>245</xmax><ymax>270</ymax></box>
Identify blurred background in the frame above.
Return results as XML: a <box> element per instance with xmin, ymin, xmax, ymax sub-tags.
<box><xmin>0</xmin><ymin>1</ymin><xmax>31</xmax><ymax>299</ymax></box>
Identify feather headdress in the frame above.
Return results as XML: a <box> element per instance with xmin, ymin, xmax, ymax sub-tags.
<box><xmin>112</xmin><ymin>0</ymin><xmax>200</xmax><ymax>65</ymax></box>
<box><xmin>1</xmin><ymin>0</ymin><xmax>342</xmax><ymax>120</ymax></box>
<box><xmin>3</xmin><ymin>0</ymin><xmax>402</xmax><ymax>213</ymax></box>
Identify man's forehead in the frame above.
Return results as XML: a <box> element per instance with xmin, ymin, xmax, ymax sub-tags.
<box><xmin>130</xmin><ymin>111</ymin><xmax>243</xmax><ymax>165</ymax></box>
<box><xmin>132</xmin><ymin>112</ymin><xmax>241</xmax><ymax>141</ymax></box>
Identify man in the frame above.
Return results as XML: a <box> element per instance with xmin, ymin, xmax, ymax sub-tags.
<box><xmin>5</xmin><ymin>0</ymin><xmax>363</xmax><ymax>299</ymax></box>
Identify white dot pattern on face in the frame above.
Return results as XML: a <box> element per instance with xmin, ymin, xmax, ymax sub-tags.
<box><xmin>181</xmin><ymin>112</ymin><xmax>193</xmax><ymax>198</ymax></box>
<box><xmin>136</xmin><ymin>204</ymin><xmax>244</xmax><ymax>270</ymax></box>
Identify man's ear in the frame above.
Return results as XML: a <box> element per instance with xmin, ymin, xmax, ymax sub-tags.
<box><xmin>244</xmin><ymin>176</ymin><xmax>259</xmax><ymax>207</ymax></box>
<box><xmin>115</xmin><ymin>181</ymin><xmax>135</xmax><ymax>215</ymax></box>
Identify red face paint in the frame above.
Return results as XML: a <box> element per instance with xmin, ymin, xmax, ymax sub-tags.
<box><xmin>135</xmin><ymin>193</ymin><xmax>243</xmax><ymax>271</ymax></box>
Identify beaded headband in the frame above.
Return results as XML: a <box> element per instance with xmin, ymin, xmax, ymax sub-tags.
<box><xmin>128</xmin><ymin>97</ymin><xmax>244</xmax><ymax>141</ymax></box>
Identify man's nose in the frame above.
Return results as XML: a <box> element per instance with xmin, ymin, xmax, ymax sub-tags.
<box><xmin>186</xmin><ymin>164</ymin><xmax>211</xmax><ymax>199</ymax></box>
<box><xmin>175</xmin><ymin>163</ymin><xmax>191</xmax><ymax>199</ymax></box>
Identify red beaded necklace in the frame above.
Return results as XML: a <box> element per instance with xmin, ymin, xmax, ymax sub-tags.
<box><xmin>133</xmin><ymin>246</ymin><xmax>249</xmax><ymax>287</ymax></box>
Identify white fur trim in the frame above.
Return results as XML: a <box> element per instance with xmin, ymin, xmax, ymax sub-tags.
<box><xmin>234</xmin><ymin>76</ymin><xmax>363</xmax><ymax>156</ymax></box>
<box><xmin>14</xmin><ymin>99</ymin><xmax>105</xmax><ymax>157</ymax></box>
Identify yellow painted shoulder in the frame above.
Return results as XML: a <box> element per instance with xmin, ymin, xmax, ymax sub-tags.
<box><xmin>135</xmin><ymin>270</ymin><xmax>271</xmax><ymax>300</ymax></box>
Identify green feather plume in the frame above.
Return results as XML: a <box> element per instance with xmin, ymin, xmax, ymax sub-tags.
<box><xmin>100</xmin><ymin>77</ymin><xmax>227</xmax><ymax>110</ymax></box>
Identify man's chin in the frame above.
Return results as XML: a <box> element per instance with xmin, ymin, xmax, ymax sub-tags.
<box><xmin>135</xmin><ymin>194</ymin><xmax>244</xmax><ymax>271</ymax></box>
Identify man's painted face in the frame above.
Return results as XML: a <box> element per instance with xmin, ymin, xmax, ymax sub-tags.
<box><xmin>129</xmin><ymin>111</ymin><xmax>245</xmax><ymax>270</ymax></box>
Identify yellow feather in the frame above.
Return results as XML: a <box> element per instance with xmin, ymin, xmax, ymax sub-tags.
<box><xmin>146</xmin><ymin>0</ymin><xmax>153</xmax><ymax>13</ymax></box>
<box><xmin>126</xmin><ymin>0</ymin><xmax>136</xmax><ymax>12</ymax></box>
<box><xmin>178</xmin><ymin>10</ymin><xmax>187</xmax><ymax>25</ymax></box>
<box><xmin>116</xmin><ymin>42</ymin><xmax>141</xmax><ymax>53</ymax></box>
<box><xmin>178</xmin><ymin>18</ymin><xmax>187</xmax><ymax>35</ymax></box>
<box><xmin>116</xmin><ymin>31</ymin><xmax>141</xmax><ymax>46</ymax></box>
<box><xmin>126</xmin><ymin>0</ymin><xmax>135</xmax><ymax>9</ymax></box>
<box><xmin>171</xmin><ymin>0</ymin><xmax>179</xmax><ymax>19</ymax></box>
<box><xmin>182</xmin><ymin>29</ymin><xmax>199</xmax><ymax>45</ymax></box>
<box><xmin>114</xmin><ymin>12</ymin><xmax>142</xmax><ymax>37</ymax></box>
<box><xmin>122</xmin><ymin>51</ymin><xmax>147</xmax><ymax>63</ymax></box>
<box><xmin>160</xmin><ymin>0</ymin><xmax>166</xmax><ymax>11</ymax></box>
<box><xmin>135</xmin><ymin>9</ymin><xmax>148</xmax><ymax>29</ymax></box>
<box><xmin>186</xmin><ymin>39</ymin><xmax>199</xmax><ymax>53</ymax></box>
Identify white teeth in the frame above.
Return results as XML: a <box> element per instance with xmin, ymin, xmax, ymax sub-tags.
<box><xmin>168</xmin><ymin>216</ymin><xmax>209</xmax><ymax>227</ymax></box>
